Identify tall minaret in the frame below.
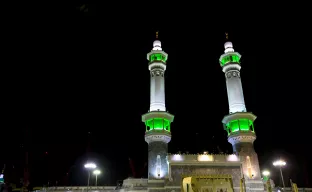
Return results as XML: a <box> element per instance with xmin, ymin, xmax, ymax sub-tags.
<box><xmin>220</xmin><ymin>34</ymin><xmax>264</xmax><ymax>191</ymax></box>
<box><xmin>142</xmin><ymin>32</ymin><xmax>174</xmax><ymax>181</ymax></box>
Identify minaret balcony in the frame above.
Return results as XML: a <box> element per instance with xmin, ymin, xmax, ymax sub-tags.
<box><xmin>219</xmin><ymin>52</ymin><xmax>241</xmax><ymax>67</ymax></box>
<box><xmin>222</xmin><ymin>112</ymin><xmax>257</xmax><ymax>135</ymax></box>
<box><xmin>144</xmin><ymin>118</ymin><xmax>171</xmax><ymax>132</ymax></box>
<box><xmin>147</xmin><ymin>51</ymin><xmax>168</xmax><ymax>62</ymax></box>
<box><xmin>142</xmin><ymin>111</ymin><xmax>174</xmax><ymax>132</ymax></box>
<box><xmin>224</xmin><ymin>119</ymin><xmax>255</xmax><ymax>135</ymax></box>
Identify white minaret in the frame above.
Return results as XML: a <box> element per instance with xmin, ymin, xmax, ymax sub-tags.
<box><xmin>142</xmin><ymin>32</ymin><xmax>174</xmax><ymax>181</ymax></box>
<box><xmin>148</xmin><ymin>35</ymin><xmax>167</xmax><ymax>112</ymax></box>
<box><xmin>222</xmin><ymin>40</ymin><xmax>246</xmax><ymax>114</ymax></box>
<box><xmin>220</xmin><ymin>34</ymin><xmax>264</xmax><ymax>192</ymax></box>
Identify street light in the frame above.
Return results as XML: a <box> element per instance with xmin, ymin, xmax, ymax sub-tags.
<box><xmin>262</xmin><ymin>170</ymin><xmax>270</xmax><ymax>176</ymax></box>
<box><xmin>84</xmin><ymin>163</ymin><xmax>97</xmax><ymax>192</ymax></box>
<box><xmin>84</xmin><ymin>163</ymin><xmax>96</xmax><ymax>169</ymax></box>
<box><xmin>93</xmin><ymin>170</ymin><xmax>101</xmax><ymax>186</ymax></box>
<box><xmin>273</xmin><ymin>159</ymin><xmax>286</xmax><ymax>188</ymax></box>
<box><xmin>262</xmin><ymin>170</ymin><xmax>272</xmax><ymax>192</ymax></box>
<box><xmin>262</xmin><ymin>170</ymin><xmax>270</xmax><ymax>181</ymax></box>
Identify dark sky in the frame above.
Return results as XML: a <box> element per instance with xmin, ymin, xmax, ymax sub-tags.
<box><xmin>2</xmin><ymin>1</ymin><xmax>311</xmax><ymax>188</ymax></box>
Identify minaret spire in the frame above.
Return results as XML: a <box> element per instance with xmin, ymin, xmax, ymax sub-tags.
<box><xmin>156</xmin><ymin>31</ymin><xmax>159</xmax><ymax>39</ymax></box>
<box><xmin>219</xmin><ymin>35</ymin><xmax>264</xmax><ymax>192</ymax></box>
<box><xmin>142</xmin><ymin>34</ymin><xmax>174</xmax><ymax>181</ymax></box>
<box><xmin>225</xmin><ymin>32</ymin><xmax>229</xmax><ymax>40</ymax></box>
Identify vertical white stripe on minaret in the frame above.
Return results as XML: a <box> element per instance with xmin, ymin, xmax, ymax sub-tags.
<box><xmin>223</xmin><ymin>41</ymin><xmax>247</xmax><ymax>113</ymax></box>
<box><xmin>226</xmin><ymin>71</ymin><xmax>246</xmax><ymax>113</ymax></box>
<box><xmin>150</xmin><ymin>71</ymin><xmax>166</xmax><ymax>111</ymax></box>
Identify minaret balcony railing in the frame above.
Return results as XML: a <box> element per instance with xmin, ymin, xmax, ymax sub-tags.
<box><xmin>224</xmin><ymin>119</ymin><xmax>255</xmax><ymax>135</ymax></box>
<box><xmin>149</xmin><ymin>60</ymin><xmax>166</xmax><ymax>65</ymax></box>
<box><xmin>227</xmin><ymin>130</ymin><xmax>256</xmax><ymax>138</ymax></box>
<box><xmin>145</xmin><ymin>129</ymin><xmax>171</xmax><ymax>136</ymax></box>
<box><xmin>144</xmin><ymin>117</ymin><xmax>171</xmax><ymax>132</ymax></box>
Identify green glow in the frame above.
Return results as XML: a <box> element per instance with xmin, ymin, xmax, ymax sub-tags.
<box><xmin>220</xmin><ymin>54</ymin><xmax>240</xmax><ymax>66</ymax></box>
<box><xmin>225</xmin><ymin>119</ymin><xmax>254</xmax><ymax>134</ymax></box>
<box><xmin>149</xmin><ymin>53</ymin><xmax>167</xmax><ymax>63</ymax></box>
<box><xmin>145</xmin><ymin>118</ymin><xmax>171</xmax><ymax>132</ymax></box>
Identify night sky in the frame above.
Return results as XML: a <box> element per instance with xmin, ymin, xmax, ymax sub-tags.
<box><xmin>2</xmin><ymin>1</ymin><xmax>311</xmax><ymax>189</ymax></box>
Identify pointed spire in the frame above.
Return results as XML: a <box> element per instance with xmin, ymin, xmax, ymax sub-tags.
<box><xmin>224</xmin><ymin>32</ymin><xmax>234</xmax><ymax>53</ymax></box>
<box><xmin>153</xmin><ymin>31</ymin><xmax>162</xmax><ymax>51</ymax></box>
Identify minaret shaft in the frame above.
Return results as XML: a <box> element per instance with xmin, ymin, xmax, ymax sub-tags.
<box><xmin>150</xmin><ymin>70</ymin><xmax>166</xmax><ymax>111</ymax></box>
<box><xmin>142</xmin><ymin>38</ymin><xmax>174</xmax><ymax>181</ymax></box>
<box><xmin>220</xmin><ymin>39</ymin><xmax>264</xmax><ymax>192</ymax></box>
<box><xmin>225</xmin><ymin>70</ymin><xmax>246</xmax><ymax>113</ymax></box>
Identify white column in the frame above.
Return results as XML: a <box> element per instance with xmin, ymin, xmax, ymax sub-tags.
<box><xmin>226</xmin><ymin>70</ymin><xmax>246</xmax><ymax>113</ymax></box>
<box><xmin>150</xmin><ymin>70</ymin><xmax>166</xmax><ymax>112</ymax></box>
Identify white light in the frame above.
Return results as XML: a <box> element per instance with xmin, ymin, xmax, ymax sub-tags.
<box><xmin>172</xmin><ymin>154</ymin><xmax>183</xmax><ymax>161</ymax></box>
<box><xmin>224</xmin><ymin>42</ymin><xmax>234</xmax><ymax>53</ymax></box>
<box><xmin>153</xmin><ymin>40</ymin><xmax>162</xmax><ymax>51</ymax></box>
<box><xmin>197</xmin><ymin>154</ymin><xmax>213</xmax><ymax>161</ymax></box>
<box><xmin>93</xmin><ymin>170</ymin><xmax>101</xmax><ymax>175</ymax></box>
<box><xmin>273</xmin><ymin>160</ymin><xmax>286</xmax><ymax>167</ymax></box>
<box><xmin>227</xmin><ymin>154</ymin><xmax>239</xmax><ymax>161</ymax></box>
<box><xmin>0</xmin><ymin>174</ymin><xmax>3</xmax><ymax>179</ymax></box>
<box><xmin>84</xmin><ymin>163</ymin><xmax>96</xmax><ymax>169</ymax></box>
<box><xmin>262</xmin><ymin>170</ymin><xmax>270</xmax><ymax>176</ymax></box>
<box><xmin>154</xmin><ymin>168</ymin><xmax>163</xmax><ymax>178</ymax></box>
<box><xmin>224</xmin><ymin>42</ymin><xmax>233</xmax><ymax>49</ymax></box>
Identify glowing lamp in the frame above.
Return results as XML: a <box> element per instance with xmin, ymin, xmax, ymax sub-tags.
<box><xmin>262</xmin><ymin>170</ymin><xmax>270</xmax><ymax>176</ymax></box>
<box><xmin>227</xmin><ymin>154</ymin><xmax>239</xmax><ymax>161</ymax></box>
<box><xmin>197</xmin><ymin>154</ymin><xmax>213</xmax><ymax>161</ymax></box>
<box><xmin>93</xmin><ymin>170</ymin><xmax>101</xmax><ymax>175</ymax></box>
<box><xmin>273</xmin><ymin>160</ymin><xmax>286</xmax><ymax>167</ymax></box>
<box><xmin>172</xmin><ymin>154</ymin><xmax>183</xmax><ymax>161</ymax></box>
<box><xmin>84</xmin><ymin>163</ymin><xmax>96</xmax><ymax>169</ymax></box>
<box><xmin>273</xmin><ymin>159</ymin><xmax>286</xmax><ymax>188</ymax></box>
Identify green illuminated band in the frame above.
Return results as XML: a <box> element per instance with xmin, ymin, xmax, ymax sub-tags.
<box><xmin>225</xmin><ymin>119</ymin><xmax>255</xmax><ymax>135</ymax></box>
<box><xmin>149</xmin><ymin>53</ymin><xmax>167</xmax><ymax>63</ymax></box>
<box><xmin>145</xmin><ymin>118</ymin><xmax>171</xmax><ymax>132</ymax></box>
<box><xmin>220</xmin><ymin>54</ymin><xmax>240</xmax><ymax>66</ymax></box>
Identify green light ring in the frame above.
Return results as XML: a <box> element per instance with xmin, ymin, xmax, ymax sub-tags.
<box><xmin>225</xmin><ymin>119</ymin><xmax>254</xmax><ymax>133</ymax></box>
<box><xmin>220</xmin><ymin>55</ymin><xmax>240</xmax><ymax>66</ymax></box>
<box><xmin>145</xmin><ymin>118</ymin><xmax>171</xmax><ymax>131</ymax></box>
<box><xmin>149</xmin><ymin>53</ymin><xmax>167</xmax><ymax>63</ymax></box>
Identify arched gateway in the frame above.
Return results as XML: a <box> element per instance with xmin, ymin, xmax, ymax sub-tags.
<box><xmin>182</xmin><ymin>175</ymin><xmax>234</xmax><ymax>192</ymax></box>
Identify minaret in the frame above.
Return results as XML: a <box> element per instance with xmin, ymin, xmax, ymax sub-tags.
<box><xmin>220</xmin><ymin>33</ymin><xmax>264</xmax><ymax>191</ymax></box>
<box><xmin>142</xmin><ymin>32</ymin><xmax>174</xmax><ymax>180</ymax></box>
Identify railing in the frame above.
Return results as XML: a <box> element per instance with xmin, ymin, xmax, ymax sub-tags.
<box><xmin>145</xmin><ymin>129</ymin><xmax>171</xmax><ymax>135</ymax></box>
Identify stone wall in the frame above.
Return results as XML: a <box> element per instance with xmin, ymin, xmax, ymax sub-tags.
<box><xmin>168</xmin><ymin>154</ymin><xmax>240</xmax><ymax>163</ymax></box>
<box><xmin>148</xmin><ymin>141</ymin><xmax>168</xmax><ymax>179</ymax></box>
<box><xmin>235</xmin><ymin>146</ymin><xmax>261</xmax><ymax>181</ymax></box>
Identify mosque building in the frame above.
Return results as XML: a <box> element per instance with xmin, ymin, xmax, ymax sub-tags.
<box><xmin>44</xmin><ymin>34</ymin><xmax>309</xmax><ymax>192</ymax></box>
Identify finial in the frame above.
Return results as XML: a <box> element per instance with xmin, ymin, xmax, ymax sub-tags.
<box><xmin>156</xmin><ymin>31</ymin><xmax>159</xmax><ymax>39</ymax></box>
<box><xmin>225</xmin><ymin>32</ymin><xmax>229</xmax><ymax>40</ymax></box>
